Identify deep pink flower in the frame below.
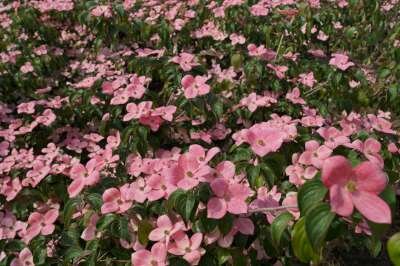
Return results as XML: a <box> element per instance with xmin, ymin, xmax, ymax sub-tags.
<box><xmin>131</xmin><ymin>242</ymin><xmax>167</xmax><ymax>266</ymax></box>
<box><xmin>322</xmin><ymin>156</ymin><xmax>391</xmax><ymax>224</ymax></box>
<box><xmin>168</xmin><ymin>231</ymin><xmax>205</xmax><ymax>265</ymax></box>
<box><xmin>181</xmin><ymin>75</ymin><xmax>210</xmax><ymax>99</ymax></box>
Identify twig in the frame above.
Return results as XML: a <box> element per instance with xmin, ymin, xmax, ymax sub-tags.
<box><xmin>248</xmin><ymin>205</ymin><xmax>298</xmax><ymax>213</ymax></box>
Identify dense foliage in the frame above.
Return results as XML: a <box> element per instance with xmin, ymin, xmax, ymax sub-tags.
<box><xmin>0</xmin><ymin>0</ymin><xmax>400</xmax><ymax>265</ymax></box>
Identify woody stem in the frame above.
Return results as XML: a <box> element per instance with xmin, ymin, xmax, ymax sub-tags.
<box><xmin>248</xmin><ymin>205</ymin><xmax>298</xmax><ymax>213</ymax></box>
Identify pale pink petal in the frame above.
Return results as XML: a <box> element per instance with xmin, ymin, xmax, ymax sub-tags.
<box><xmin>151</xmin><ymin>242</ymin><xmax>167</xmax><ymax>262</ymax></box>
<box><xmin>227</xmin><ymin>198</ymin><xmax>248</xmax><ymax>214</ymax></box>
<box><xmin>132</xmin><ymin>250</ymin><xmax>152</xmax><ymax>266</ymax></box>
<box><xmin>149</xmin><ymin>228</ymin><xmax>166</xmax><ymax>242</ymax></box>
<box><xmin>234</xmin><ymin>217</ymin><xmax>254</xmax><ymax>235</ymax></box>
<box><xmin>183</xmin><ymin>250</ymin><xmax>202</xmax><ymax>265</ymax></box>
<box><xmin>210</xmin><ymin>178</ymin><xmax>228</xmax><ymax>197</ymax></box>
<box><xmin>101</xmin><ymin>202</ymin><xmax>119</xmax><ymax>214</ymax></box>
<box><xmin>67</xmin><ymin>178</ymin><xmax>85</xmax><ymax>197</ymax></box>
<box><xmin>329</xmin><ymin>184</ymin><xmax>354</xmax><ymax>217</ymax></box>
<box><xmin>321</xmin><ymin>156</ymin><xmax>352</xmax><ymax>187</ymax></box>
<box><xmin>102</xmin><ymin>188</ymin><xmax>120</xmax><ymax>202</ymax></box>
<box><xmin>41</xmin><ymin>224</ymin><xmax>55</xmax><ymax>235</ymax></box>
<box><xmin>44</xmin><ymin>209</ymin><xmax>58</xmax><ymax>224</ymax></box>
<box><xmin>364</xmin><ymin>138</ymin><xmax>381</xmax><ymax>153</ymax></box>
<box><xmin>190</xmin><ymin>233</ymin><xmax>203</xmax><ymax>249</ymax></box>
<box><xmin>354</xmin><ymin>161</ymin><xmax>387</xmax><ymax>194</ymax></box>
<box><xmin>157</xmin><ymin>215</ymin><xmax>173</xmax><ymax>229</ymax></box>
<box><xmin>352</xmin><ymin>191</ymin><xmax>391</xmax><ymax>224</ymax></box>
<box><xmin>207</xmin><ymin>197</ymin><xmax>227</xmax><ymax>219</ymax></box>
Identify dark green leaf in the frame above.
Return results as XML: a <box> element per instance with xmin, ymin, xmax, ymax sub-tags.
<box><xmin>291</xmin><ymin>218</ymin><xmax>320</xmax><ymax>263</ymax></box>
<box><xmin>271</xmin><ymin>211</ymin><xmax>293</xmax><ymax>249</ymax></box>
<box><xmin>297</xmin><ymin>179</ymin><xmax>328</xmax><ymax>215</ymax></box>
<box><xmin>138</xmin><ymin>219</ymin><xmax>153</xmax><ymax>245</ymax></box>
<box><xmin>305</xmin><ymin>203</ymin><xmax>335</xmax><ymax>250</ymax></box>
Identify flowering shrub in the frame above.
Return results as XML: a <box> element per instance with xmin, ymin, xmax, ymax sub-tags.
<box><xmin>0</xmin><ymin>0</ymin><xmax>400</xmax><ymax>265</ymax></box>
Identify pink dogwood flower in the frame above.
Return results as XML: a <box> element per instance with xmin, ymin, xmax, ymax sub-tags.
<box><xmin>246</xmin><ymin>125</ymin><xmax>286</xmax><ymax>157</ymax></box>
<box><xmin>298</xmin><ymin>72</ymin><xmax>316</xmax><ymax>88</ymax></box>
<box><xmin>329</xmin><ymin>53</ymin><xmax>355</xmax><ymax>71</ymax></box>
<box><xmin>168</xmin><ymin>231</ymin><xmax>205</xmax><ymax>265</ymax></box>
<box><xmin>67</xmin><ymin>159</ymin><xmax>101</xmax><ymax>198</ymax></box>
<box><xmin>170</xmin><ymin>52</ymin><xmax>199</xmax><ymax>71</ymax></box>
<box><xmin>322</xmin><ymin>156</ymin><xmax>391</xmax><ymax>224</ymax></box>
<box><xmin>81</xmin><ymin>213</ymin><xmax>99</xmax><ymax>241</ymax></box>
<box><xmin>131</xmin><ymin>242</ymin><xmax>167</xmax><ymax>266</ymax></box>
<box><xmin>207</xmin><ymin>178</ymin><xmax>251</xmax><ymax>219</ymax></box>
<box><xmin>171</xmin><ymin>145</ymin><xmax>219</xmax><ymax>190</ymax></box>
<box><xmin>345</xmin><ymin>138</ymin><xmax>384</xmax><ymax>167</ymax></box>
<box><xmin>23</xmin><ymin>209</ymin><xmax>59</xmax><ymax>243</ymax></box>
<box><xmin>286</xmin><ymin>87</ymin><xmax>306</xmax><ymax>105</ymax></box>
<box><xmin>101</xmin><ymin>184</ymin><xmax>133</xmax><ymax>214</ymax></box>
<box><xmin>317</xmin><ymin>127</ymin><xmax>350</xmax><ymax>149</ymax></box>
<box><xmin>299</xmin><ymin>140</ymin><xmax>332</xmax><ymax>168</ymax></box>
<box><xmin>10</xmin><ymin>248</ymin><xmax>34</xmax><ymax>266</ymax></box>
<box><xmin>181</xmin><ymin>75</ymin><xmax>210</xmax><ymax>99</ymax></box>
<box><xmin>148</xmin><ymin>215</ymin><xmax>185</xmax><ymax>244</ymax></box>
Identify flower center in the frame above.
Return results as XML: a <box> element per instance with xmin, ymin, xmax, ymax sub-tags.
<box><xmin>346</xmin><ymin>180</ymin><xmax>357</xmax><ymax>192</ymax></box>
<box><xmin>185</xmin><ymin>247</ymin><xmax>192</xmax><ymax>253</ymax></box>
<box><xmin>186</xmin><ymin>171</ymin><xmax>194</xmax><ymax>177</ymax></box>
<box><xmin>257</xmin><ymin>139</ymin><xmax>265</xmax><ymax>146</ymax></box>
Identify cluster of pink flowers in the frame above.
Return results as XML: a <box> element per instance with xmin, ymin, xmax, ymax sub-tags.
<box><xmin>123</xmin><ymin>101</ymin><xmax>177</xmax><ymax>131</ymax></box>
<box><xmin>233</xmin><ymin>115</ymin><xmax>297</xmax><ymax>157</ymax></box>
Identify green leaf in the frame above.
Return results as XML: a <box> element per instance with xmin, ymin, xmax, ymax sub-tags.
<box><xmin>166</xmin><ymin>189</ymin><xmax>185</xmax><ymax>212</ymax></box>
<box><xmin>138</xmin><ymin>219</ymin><xmax>153</xmax><ymax>246</ymax></box>
<box><xmin>218</xmin><ymin>214</ymin><xmax>234</xmax><ymax>235</ymax></box>
<box><xmin>169</xmin><ymin>257</ymin><xmax>190</xmax><ymax>266</ymax></box>
<box><xmin>271</xmin><ymin>211</ymin><xmax>293</xmax><ymax>249</ymax></box>
<box><xmin>297</xmin><ymin>179</ymin><xmax>327</xmax><ymax>215</ymax></box>
<box><xmin>63</xmin><ymin>198</ymin><xmax>81</xmax><ymax>227</ymax></box>
<box><xmin>184</xmin><ymin>191</ymin><xmax>198</xmax><ymax>221</ymax></box>
<box><xmin>291</xmin><ymin>218</ymin><xmax>320</xmax><ymax>263</ymax></box>
<box><xmin>305</xmin><ymin>203</ymin><xmax>335</xmax><ymax>250</ymax></box>
<box><xmin>216</xmin><ymin>247</ymin><xmax>231</xmax><ymax>265</ymax></box>
<box><xmin>388</xmin><ymin>232</ymin><xmax>400</xmax><ymax>266</ymax></box>
<box><xmin>86</xmin><ymin>193</ymin><xmax>103</xmax><ymax>210</ymax></box>
<box><xmin>64</xmin><ymin>246</ymin><xmax>83</xmax><ymax>261</ymax></box>
<box><xmin>96</xmin><ymin>214</ymin><xmax>117</xmax><ymax>230</ymax></box>
<box><xmin>232</xmin><ymin>147</ymin><xmax>252</xmax><ymax>162</ymax></box>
